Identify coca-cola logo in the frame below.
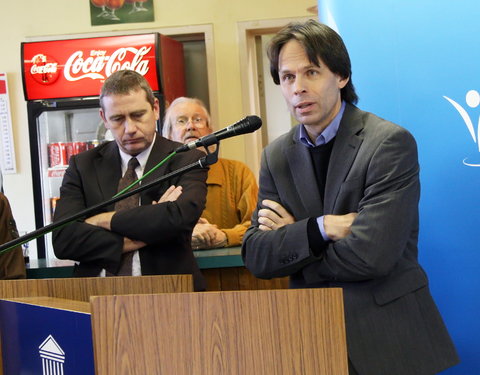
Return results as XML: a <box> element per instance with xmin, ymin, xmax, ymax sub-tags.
<box><xmin>63</xmin><ymin>46</ymin><xmax>151</xmax><ymax>82</ymax></box>
<box><xmin>29</xmin><ymin>54</ymin><xmax>60</xmax><ymax>85</ymax></box>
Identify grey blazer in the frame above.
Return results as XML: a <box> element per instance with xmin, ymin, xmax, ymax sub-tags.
<box><xmin>242</xmin><ymin>104</ymin><xmax>459</xmax><ymax>375</ymax></box>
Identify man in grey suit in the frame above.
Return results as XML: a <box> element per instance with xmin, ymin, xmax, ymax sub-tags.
<box><xmin>53</xmin><ymin>70</ymin><xmax>207</xmax><ymax>291</ymax></box>
<box><xmin>242</xmin><ymin>20</ymin><xmax>459</xmax><ymax>375</ymax></box>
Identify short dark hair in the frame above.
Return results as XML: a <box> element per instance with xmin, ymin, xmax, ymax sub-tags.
<box><xmin>267</xmin><ymin>19</ymin><xmax>358</xmax><ymax>104</ymax></box>
<box><xmin>99</xmin><ymin>70</ymin><xmax>156</xmax><ymax>110</ymax></box>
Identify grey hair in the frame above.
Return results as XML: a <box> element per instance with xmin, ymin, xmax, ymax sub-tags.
<box><xmin>162</xmin><ymin>97</ymin><xmax>211</xmax><ymax>138</ymax></box>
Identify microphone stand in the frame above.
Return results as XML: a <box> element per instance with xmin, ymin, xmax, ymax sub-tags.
<box><xmin>0</xmin><ymin>148</ymin><xmax>219</xmax><ymax>255</ymax></box>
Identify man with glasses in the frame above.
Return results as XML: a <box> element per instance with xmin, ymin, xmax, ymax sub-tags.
<box><xmin>163</xmin><ymin>97</ymin><xmax>258</xmax><ymax>250</ymax></box>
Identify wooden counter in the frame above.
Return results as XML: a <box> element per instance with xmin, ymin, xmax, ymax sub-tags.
<box><xmin>25</xmin><ymin>247</ymin><xmax>289</xmax><ymax>291</ymax></box>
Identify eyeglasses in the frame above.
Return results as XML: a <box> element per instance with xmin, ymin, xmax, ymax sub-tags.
<box><xmin>174</xmin><ymin>116</ymin><xmax>207</xmax><ymax>128</ymax></box>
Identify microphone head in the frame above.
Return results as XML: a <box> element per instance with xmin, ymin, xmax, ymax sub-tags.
<box><xmin>175</xmin><ymin>115</ymin><xmax>263</xmax><ymax>152</ymax></box>
<box><xmin>246</xmin><ymin>115</ymin><xmax>262</xmax><ymax>131</ymax></box>
<box><xmin>233</xmin><ymin>115</ymin><xmax>262</xmax><ymax>135</ymax></box>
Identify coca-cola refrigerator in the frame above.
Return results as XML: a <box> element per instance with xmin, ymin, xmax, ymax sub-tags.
<box><xmin>21</xmin><ymin>33</ymin><xmax>186</xmax><ymax>261</ymax></box>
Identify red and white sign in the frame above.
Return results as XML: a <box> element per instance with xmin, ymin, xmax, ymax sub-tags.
<box><xmin>22</xmin><ymin>34</ymin><xmax>160</xmax><ymax>100</ymax></box>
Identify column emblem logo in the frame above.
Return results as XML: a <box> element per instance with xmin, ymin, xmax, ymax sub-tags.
<box><xmin>39</xmin><ymin>335</ymin><xmax>66</xmax><ymax>375</ymax></box>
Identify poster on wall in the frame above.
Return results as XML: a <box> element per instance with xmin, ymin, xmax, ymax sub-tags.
<box><xmin>89</xmin><ymin>0</ymin><xmax>154</xmax><ymax>26</ymax></box>
<box><xmin>0</xmin><ymin>73</ymin><xmax>16</xmax><ymax>174</ymax></box>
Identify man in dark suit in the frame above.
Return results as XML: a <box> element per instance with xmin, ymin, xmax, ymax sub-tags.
<box><xmin>53</xmin><ymin>70</ymin><xmax>207</xmax><ymax>291</ymax></box>
<box><xmin>242</xmin><ymin>20</ymin><xmax>459</xmax><ymax>374</ymax></box>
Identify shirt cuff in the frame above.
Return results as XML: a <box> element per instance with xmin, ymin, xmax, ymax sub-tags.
<box><xmin>316</xmin><ymin>216</ymin><xmax>331</xmax><ymax>241</ymax></box>
<box><xmin>307</xmin><ymin>217</ymin><xmax>328</xmax><ymax>257</ymax></box>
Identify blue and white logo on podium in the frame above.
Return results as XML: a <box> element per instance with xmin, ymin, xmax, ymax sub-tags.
<box><xmin>39</xmin><ymin>335</ymin><xmax>65</xmax><ymax>375</ymax></box>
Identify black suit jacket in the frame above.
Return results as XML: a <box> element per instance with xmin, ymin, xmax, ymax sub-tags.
<box><xmin>53</xmin><ymin>134</ymin><xmax>207</xmax><ymax>291</ymax></box>
<box><xmin>243</xmin><ymin>104</ymin><xmax>459</xmax><ymax>374</ymax></box>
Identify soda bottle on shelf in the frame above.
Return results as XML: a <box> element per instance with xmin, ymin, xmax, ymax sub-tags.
<box><xmin>50</xmin><ymin>197</ymin><xmax>60</xmax><ymax>217</ymax></box>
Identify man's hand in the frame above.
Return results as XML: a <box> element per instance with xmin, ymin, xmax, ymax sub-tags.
<box><xmin>324</xmin><ymin>213</ymin><xmax>358</xmax><ymax>241</ymax></box>
<box><xmin>258</xmin><ymin>199</ymin><xmax>295</xmax><ymax>231</ymax></box>
<box><xmin>153</xmin><ymin>185</ymin><xmax>182</xmax><ymax>204</ymax></box>
<box><xmin>123</xmin><ymin>237</ymin><xmax>146</xmax><ymax>253</ymax></box>
<box><xmin>86</xmin><ymin>185</ymin><xmax>182</xmax><ymax>253</ymax></box>
<box><xmin>85</xmin><ymin>212</ymin><xmax>115</xmax><ymax>230</ymax></box>
<box><xmin>192</xmin><ymin>218</ymin><xmax>227</xmax><ymax>249</ymax></box>
<box><xmin>85</xmin><ymin>213</ymin><xmax>146</xmax><ymax>252</ymax></box>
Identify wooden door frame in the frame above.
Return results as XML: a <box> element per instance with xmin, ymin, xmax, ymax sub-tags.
<box><xmin>237</xmin><ymin>17</ymin><xmax>313</xmax><ymax>176</ymax></box>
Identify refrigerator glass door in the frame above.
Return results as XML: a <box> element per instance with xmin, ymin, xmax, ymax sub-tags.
<box><xmin>36</xmin><ymin>107</ymin><xmax>103</xmax><ymax>262</ymax></box>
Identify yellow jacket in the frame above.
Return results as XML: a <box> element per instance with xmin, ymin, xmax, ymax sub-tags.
<box><xmin>201</xmin><ymin>158</ymin><xmax>258</xmax><ymax>247</ymax></box>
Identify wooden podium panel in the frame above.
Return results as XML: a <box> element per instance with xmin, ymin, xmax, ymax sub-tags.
<box><xmin>0</xmin><ymin>275</ymin><xmax>193</xmax><ymax>375</ymax></box>
<box><xmin>3</xmin><ymin>296</ymin><xmax>90</xmax><ymax>313</ymax></box>
<box><xmin>0</xmin><ymin>274</ymin><xmax>193</xmax><ymax>302</ymax></box>
<box><xmin>91</xmin><ymin>288</ymin><xmax>348</xmax><ymax>375</ymax></box>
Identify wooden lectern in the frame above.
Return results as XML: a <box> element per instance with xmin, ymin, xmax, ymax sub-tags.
<box><xmin>0</xmin><ymin>278</ymin><xmax>348</xmax><ymax>374</ymax></box>
<box><xmin>90</xmin><ymin>288</ymin><xmax>348</xmax><ymax>375</ymax></box>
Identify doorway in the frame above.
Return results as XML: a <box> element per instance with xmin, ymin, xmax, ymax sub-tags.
<box><xmin>237</xmin><ymin>17</ymin><xmax>314</xmax><ymax>176</ymax></box>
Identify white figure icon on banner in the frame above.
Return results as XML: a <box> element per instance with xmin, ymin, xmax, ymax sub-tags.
<box><xmin>443</xmin><ymin>90</ymin><xmax>480</xmax><ymax>167</ymax></box>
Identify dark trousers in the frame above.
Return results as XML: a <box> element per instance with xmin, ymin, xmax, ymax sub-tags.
<box><xmin>349</xmin><ymin>359</ymin><xmax>360</xmax><ymax>375</ymax></box>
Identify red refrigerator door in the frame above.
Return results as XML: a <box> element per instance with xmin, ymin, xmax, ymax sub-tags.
<box><xmin>159</xmin><ymin>34</ymin><xmax>186</xmax><ymax>106</ymax></box>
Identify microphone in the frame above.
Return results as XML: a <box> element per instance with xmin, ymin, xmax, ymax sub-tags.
<box><xmin>175</xmin><ymin>115</ymin><xmax>262</xmax><ymax>153</ymax></box>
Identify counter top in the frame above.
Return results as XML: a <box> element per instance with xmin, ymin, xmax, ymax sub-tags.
<box><xmin>26</xmin><ymin>246</ymin><xmax>244</xmax><ymax>279</ymax></box>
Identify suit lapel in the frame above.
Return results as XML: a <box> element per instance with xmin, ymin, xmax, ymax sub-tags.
<box><xmin>93</xmin><ymin>135</ymin><xmax>173</xmax><ymax>208</ymax></box>
<box><xmin>141</xmin><ymin>135</ymin><xmax>176</xmax><ymax>203</ymax></box>
<box><xmin>94</xmin><ymin>142</ymin><xmax>122</xmax><ymax>205</ymax></box>
<box><xmin>324</xmin><ymin>105</ymin><xmax>364</xmax><ymax>213</ymax></box>
<box><xmin>286</xmin><ymin>128</ymin><xmax>324</xmax><ymax>217</ymax></box>
<box><xmin>142</xmin><ymin>135</ymin><xmax>174</xmax><ymax>182</ymax></box>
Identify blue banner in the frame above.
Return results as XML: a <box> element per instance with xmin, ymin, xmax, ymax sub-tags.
<box><xmin>318</xmin><ymin>1</ymin><xmax>479</xmax><ymax>373</ymax></box>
